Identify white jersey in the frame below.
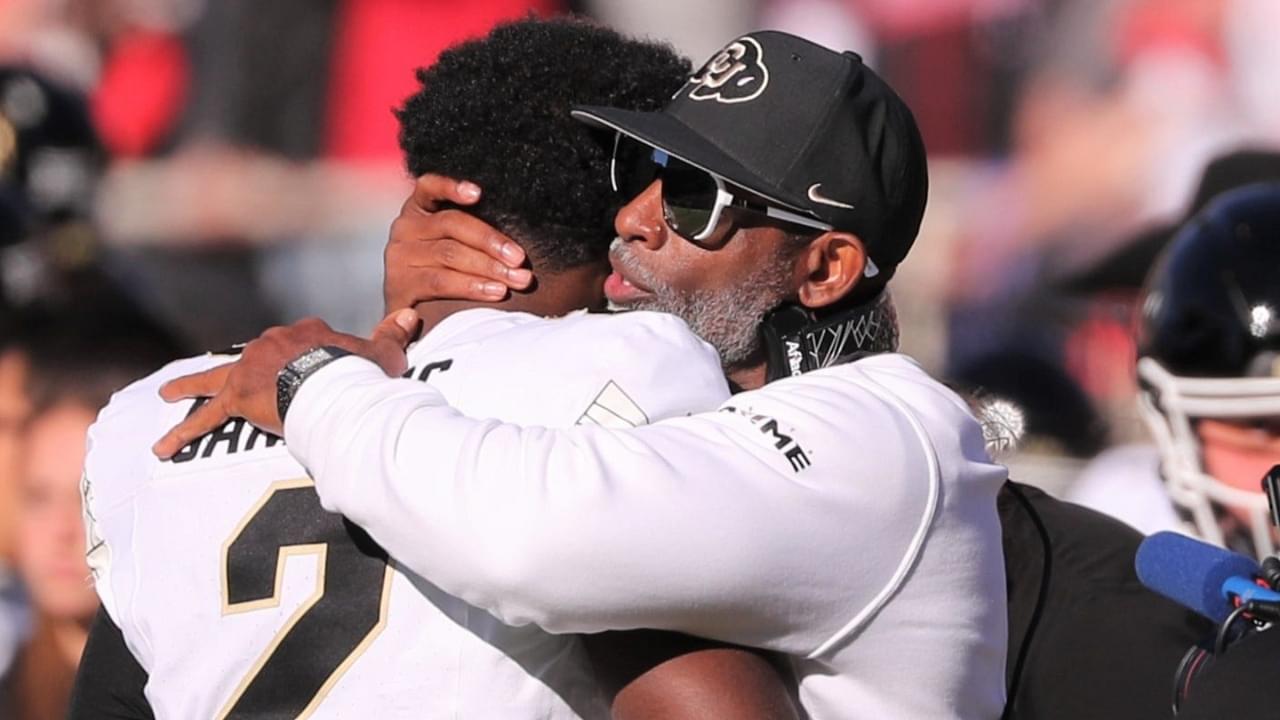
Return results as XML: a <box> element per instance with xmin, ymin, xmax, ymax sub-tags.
<box><xmin>1066</xmin><ymin>444</ymin><xmax>1184</xmax><ymax>536</ymax></box>
<box><xmin>286</xmin><ymin>351</ymin><xmax>1010</xmax><ymax>719</ymax></box>
<box><xmin>82</xmin><ymin>308</ymin><xmax>730</xmax><ymax>719</ymax></box>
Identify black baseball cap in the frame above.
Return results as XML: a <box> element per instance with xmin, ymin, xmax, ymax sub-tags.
<box><xmin>571</xmin><ymin>30</ymin><xmax>928</xmax><ymax>273</ymax></box>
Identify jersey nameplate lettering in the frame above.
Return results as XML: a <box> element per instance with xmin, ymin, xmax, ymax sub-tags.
<box><xmin>172</xmin><ymin>357</ymin><xmax>459</xmax><ymax>464</ymax></box>
<box><xmin>172</xmin><ymin>398</ymin><xmax>283</xmax><ymax>464</ymax></box>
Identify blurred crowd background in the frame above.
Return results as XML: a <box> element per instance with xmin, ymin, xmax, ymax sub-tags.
<box><xmin>0</xmin><ymin>0</ymin><xmax>1277</xmax><ymax>716</ymax></box>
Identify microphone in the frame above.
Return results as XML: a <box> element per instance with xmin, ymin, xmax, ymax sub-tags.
<box><xmin>1135</xmin><ymin>531</ymin><xmax>1280</xmax><ymax>623</ymax></box>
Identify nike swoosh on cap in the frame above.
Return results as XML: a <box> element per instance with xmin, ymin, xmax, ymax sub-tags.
<box><xmin>807</xmin><ymin>184</ymin><xmax>855</xmax><ymax>210</ymax></box>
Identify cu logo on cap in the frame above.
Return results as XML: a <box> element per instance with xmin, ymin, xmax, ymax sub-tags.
<box><xmin>685</xmin><ymin>37</ymin><xmax>769</xmax><ymax>104</ymax></box>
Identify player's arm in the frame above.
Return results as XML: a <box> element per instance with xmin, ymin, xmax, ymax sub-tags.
<box><xmin>586</xmin><ymin>631</ymin><xmax>798</xmax><ymax>720</ymax></box>
<box><xmin>68</xmin><ymin>608</ymin><xmax>155</xmax><ymax>720</ymax></box>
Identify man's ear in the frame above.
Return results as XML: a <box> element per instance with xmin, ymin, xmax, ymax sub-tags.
<box><xmin>794</xmin><ymin>231</ymin><xmax>867</xmax><ymax>310</ymax></box>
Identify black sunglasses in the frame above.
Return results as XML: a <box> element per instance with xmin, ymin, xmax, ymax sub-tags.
<box><xmin>609</xmin><ymin>134</ymin><xmax>837</xmax><ymax>247</ymax></box>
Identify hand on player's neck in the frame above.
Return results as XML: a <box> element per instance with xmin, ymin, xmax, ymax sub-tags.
<box><xmin>411</xmin><ymin>263</ymin><xmax>610</xmax><ymax>336</ymax></box>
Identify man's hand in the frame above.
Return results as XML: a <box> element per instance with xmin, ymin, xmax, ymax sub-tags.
<box><xmin>151</xmin><ymin>312</ymin><xmax>420</xmax><ymax>458</ymax></box>
<box><xmin>384</xmin><ymin>174</ymin><xmax>534</xmax><ymax>311</ymax></box>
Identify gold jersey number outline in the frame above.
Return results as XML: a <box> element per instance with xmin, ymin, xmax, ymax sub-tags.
<box><xmin>218</xmin><ymin>478</ymin><xmax>393</xmax><ymax>719</ymax></box>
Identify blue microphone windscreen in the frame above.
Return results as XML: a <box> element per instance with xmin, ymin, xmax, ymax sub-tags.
<box><xmin>1135</xmin><ymin>531</ymin><xmax>1260</xmax><ymax>623</ymax></box>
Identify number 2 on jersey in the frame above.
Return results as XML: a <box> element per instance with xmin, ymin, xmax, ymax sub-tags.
<box><xmin>219</xmin><ymin>479</ymin><xmax>393</xmax><ymax>718</ymax></box>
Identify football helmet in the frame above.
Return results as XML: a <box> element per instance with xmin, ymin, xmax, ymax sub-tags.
<box><xmin>1137</xmin><ymin>183</ymin><xmax>1280</xmax><ymax>556</ymax></box>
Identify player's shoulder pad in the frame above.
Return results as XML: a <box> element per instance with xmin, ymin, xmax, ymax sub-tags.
<box><xmin>94</xmin><ymin>352</ymin><xmax>235</xmax><ymax>429</ymax></box>
<box><xmin>564</xmin><ymin>309</ymin><xmax>719</xmax><ymax>359</ymax></box>
<box><xmin>560</xmin><ymin>311</ymin><xmax>720</xmax><ymax>373</ymax></box>
<box><xmin>553</xmin><ymin>310</ymin><xmax>731</xmax><ymax>419</ymax></box>
<box><xmin>415</xmin><ymin>307</ymin><xmax>526</xmax><ymax>349</ymax></box>
<box><xmin>85</xmin><ymin>352</ymin><xmax>238</xmax><ymax>511</ymax></box>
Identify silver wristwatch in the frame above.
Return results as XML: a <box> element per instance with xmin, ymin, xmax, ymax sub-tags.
<box><xmin>276</xmin><ymin>345</ymin><xmax>352</xmax><ymax>423</ymax></box>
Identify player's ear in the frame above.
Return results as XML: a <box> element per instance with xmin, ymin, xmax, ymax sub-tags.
<box><xmin>794</xmin><ymin>231</ymin><xmax>867</xmax><ymax>310</ymax></box>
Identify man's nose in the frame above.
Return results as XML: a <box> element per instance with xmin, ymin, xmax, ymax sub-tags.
<box><xmin>614</xmin><ymin>181</ymin><xmax>667</xmax><ymax>251</ymax></box>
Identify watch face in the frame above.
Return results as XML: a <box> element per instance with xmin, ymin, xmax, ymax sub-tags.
<box><xmin>290</xmin><ymin>347</ymin><xmax>335</xmax><ymax>374</ymax></box>
<box><xmin>278</xmin><ymin>347</ymin><xmax>352</xmax><ymax>423</ymax></box>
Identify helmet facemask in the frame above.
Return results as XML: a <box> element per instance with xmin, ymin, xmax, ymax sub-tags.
<box><xmin>1139</xmin><ymin>357</ymin><xmax>1280</xmax><ymax>557</ymax></box>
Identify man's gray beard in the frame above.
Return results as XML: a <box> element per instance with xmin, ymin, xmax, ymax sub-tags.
<box><xmin>609</xmin><ymin>239</ymin><xmax>792</xmax><ymax>368</ymax></box>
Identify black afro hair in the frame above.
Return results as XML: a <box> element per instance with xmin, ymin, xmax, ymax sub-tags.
<box><xmin>396</xmin><ymin>16</ymin><xmax>690</xmax><ymax>272</ymax></box>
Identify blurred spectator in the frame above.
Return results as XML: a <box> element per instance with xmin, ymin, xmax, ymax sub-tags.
<box><xmin>1068</xmin><ymin>443</ymin><xmax>1175</xmax><ymax>535</ymax></box>
<box><xmin>0</xmin><ymin>63</ymin><xmax>107</xmax><ymax>591</ymax></box>
<box><xmin>0</xmin><ymin>273</ymin><xmax>181</xmax><ymax>719</ymax></box>
<box><xmin>0</xmin><ymin>62</ymin><xmax>185</xmax><ymax>693</ymax></box>
<box><xmin>915</xmin><ymin>0</ymin><xmax>1280</xmax><ymax>502</ymax></box>
<box><xmin>1116</xmin><ymin>184</ymin><xmax>1280</xmax><ymax>557</ymax></box>
<box><xmin>1064</xmin><ymin>149</ymin><xmax>1280</xmax><ymax>536</ymax></box>
<box><xmin>2</xmin><ymin>383</ymin><xmax>99</xmax><ymax>720</ymax></box>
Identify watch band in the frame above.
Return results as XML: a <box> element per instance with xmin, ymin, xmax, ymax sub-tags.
<box><xmin>276</xmin><ymin>345</ymin><xmax>353</xmax><ymax>424</ymax></box>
